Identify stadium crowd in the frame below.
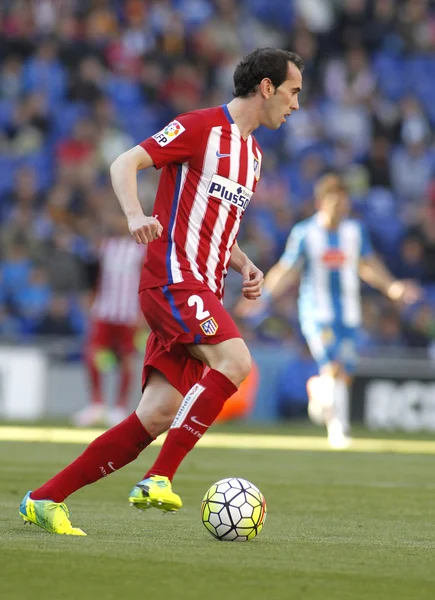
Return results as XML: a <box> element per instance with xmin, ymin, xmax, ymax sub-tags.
<box><xmin>1</xmin><ymin>0</ymin><xmax>435</xmax><ymax>374</ymax></box>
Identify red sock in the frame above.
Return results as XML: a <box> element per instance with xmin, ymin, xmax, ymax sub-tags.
<box><xmin>87</xmin><ymin>351</ymin><xmax>103</xmax><ymax>405</ymax></box>
<box><xmin>116</xmin><ymin>360</ymin><xmax>133</xmax><ymax>408</ymax></box>
<box><xmin>144</xmin><ymin>369</ymin><xmax>237</xmax><ymax>481</ymax></box>
<box><xmin>31</xmin><ymin>413</ymin><xmax>153</xmax><ymax>503</ymax></box>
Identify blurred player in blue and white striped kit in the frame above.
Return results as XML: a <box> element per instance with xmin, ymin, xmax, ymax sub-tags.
<box><xmin>239</xmin><ymin>174</ymin><xmax>420</xmax><ymax>448</ymax></box>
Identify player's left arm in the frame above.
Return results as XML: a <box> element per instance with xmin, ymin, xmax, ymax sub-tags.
<box><xmin>359</xmin><ymin>254</ymin><xmax>422</xmax><ymax>303</ymax></box>
<box><xmin>357</xmin><ymin>222</ymin><xmax>421</xmax><ymax>303</ymax></box>
<box><xmin>229</xmin><ymin>242</ymin><xmax>264</xmax><ymax>300</ymax></box>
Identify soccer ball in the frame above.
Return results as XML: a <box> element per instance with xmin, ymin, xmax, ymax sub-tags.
<box><xmin>201</xmin><ymin>477</ymin><xmax>267</xmax><ymax>541</ymax></box>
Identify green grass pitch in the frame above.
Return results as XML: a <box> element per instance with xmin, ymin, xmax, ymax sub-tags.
<box><xmin>1</xmin><ymin>424</ymin><xmax>435</xmax><ymax>600</ymax></box>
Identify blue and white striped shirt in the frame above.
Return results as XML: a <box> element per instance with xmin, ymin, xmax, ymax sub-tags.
<box><xmin>279</xmin><ymin>214</ymin><xmax>373</xmax><ymax>328</ymax></box>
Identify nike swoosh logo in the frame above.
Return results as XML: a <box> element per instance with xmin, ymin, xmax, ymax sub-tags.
<box><xmin>108</xmin><ymin>462</ymin><xmax>116</xmax><ymax>471</ymax></box>
<box><xmin>191</xmin><ymin>416</ymin><xmax>210</xmax><ymax>427</ymax></box>
<box><xmin>216</xmin><ymin>151</ymin><xmax>231</xmax><ymax>159</ymax></box>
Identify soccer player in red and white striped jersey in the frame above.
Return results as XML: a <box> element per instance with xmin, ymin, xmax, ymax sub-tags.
<box><xmin>73</xmin><ymin>216</ymin><xmax>145</xmax><ymax>428</ymax></box>
<box><xmin>23</xmin><ymin>49</ymin><xmax>303</xmax><ymax>534</ymax></box>
<box><xmin>138</xmin><ymin>104</ymin><xmax>263</xmax><ymax>299</ymax></box>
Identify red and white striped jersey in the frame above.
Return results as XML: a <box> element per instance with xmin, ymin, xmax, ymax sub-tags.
<box><xmin>139</xmin><ymin>105</ymin><xmax>262</xmax><ymax>299</ymax></box>
<box><xmin>91</xmin><ymin>236</ymin><xmax>145</xmax><ymax>325</ymax></box>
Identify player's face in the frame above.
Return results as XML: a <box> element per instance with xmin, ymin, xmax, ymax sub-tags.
<box><xmin>263</xmin><ymin>62</ymin><xmax>302</xmax><ymax>130</ymax></box>
<box><xmin>321</xmin><ymin>191</ymin><xmax>350</xmax><ymax>220</ymax></box>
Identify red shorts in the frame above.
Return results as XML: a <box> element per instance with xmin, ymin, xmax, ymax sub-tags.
<box><xmin>88</xmin><ymin>320</ymin><xmax>137</xmax><ymax>356</ymax></box>
<box><xmin>140</xmin><ymin>281</ymin><xmax>242</xmax><ymax>396</ymax></box>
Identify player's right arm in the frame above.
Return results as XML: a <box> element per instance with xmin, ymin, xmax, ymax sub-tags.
<box><xmin>110</xmin><ymin>146</ymin><xmax>163</xmax><ymax>244</ymax></box>
<box><xmin>263</xmin><ymin>222</ymin><xmax>305</xmax><ymax>300</ymax></box>
<box><xmin>111</xmin><ymin>112</ymin><xmax>207</xmax><ymax>245</ymax></box>
<box><xmin>235</xmin><ymin>223</ymin><xmax>304</xmax><ymax>317</ymax></box>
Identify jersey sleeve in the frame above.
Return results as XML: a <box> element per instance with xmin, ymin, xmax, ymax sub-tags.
<box><xmin>279</xmin><ymin>222</ymin><xmax>306</xmax><ymax>269</ymax></box>
<box><xmin>139</xmin><ymin>111</ymin><xmax>207</xmax><ymax>169</ymax></box>
<box><xmin>360</xmin><ymin>222</ymin><xmax>373</xmax><ymax>258</ymax></box>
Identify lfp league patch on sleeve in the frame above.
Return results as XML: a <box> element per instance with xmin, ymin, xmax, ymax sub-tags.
<box><xmin>200</xmin><ymin>317</ymin><xmax>219</xmax><ymax>336</ymax></box>
<box><xmin>152</xmin><ymin>120</ymin><xmax>186</xmax><ymax>147</ymax></box>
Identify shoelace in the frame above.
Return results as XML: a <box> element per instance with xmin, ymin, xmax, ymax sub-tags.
<box><xmin>44</xmin><ymin>501</ymin><xmax>70</xmax><ymax>519</ymax></box>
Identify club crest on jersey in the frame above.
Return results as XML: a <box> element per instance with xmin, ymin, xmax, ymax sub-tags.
<box><xmin>253</xmin><ymin>151</ymin><xmax>262</xmax><ymax>181</ymax></box>
<box><xmin>253</xmin><ymin>156</ymin><xmax>260</xmax><ymax>181</ymax></box>
<box><xmin>207</xmin><ymin>173</ymin><xmax>253</xmax><ymax>212</ymax></box>
<box><xmin>152</xmin><ymin>120</ymin><xmax>186</xmax><ymax>147</ymax></box>
<box><xmin>200</xmin><ymin>317</ymin><xmax>219</xmax><ymax>336</ymax></box>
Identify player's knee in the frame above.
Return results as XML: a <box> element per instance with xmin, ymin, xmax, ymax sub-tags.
<box><xmin>136</xmin><ymin>378</ymin><xmax>183</xmax><ymax>437</ymax></box>
<box><xmin>323</xmin><ymin>361</ymin><xmax>343</xmax><ymax>378</ymax></box>
<box><xmin>136</xmin><ymin>402</ymin><xmax>177</xmax><ymax>437</ymax></box>
<box><xmin>218</xmin><ymin>347</ymin><xmax>252</xmax><ymax>387</ymax></box>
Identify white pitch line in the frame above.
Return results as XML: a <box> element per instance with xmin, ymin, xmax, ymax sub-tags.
<box><xmin>0</xmin><ymin>426</ymin><xmax>435</xmax><ymax>455</ymax></box>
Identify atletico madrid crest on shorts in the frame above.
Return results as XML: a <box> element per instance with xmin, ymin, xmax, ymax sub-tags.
<box><xmin>200</xmin><ymin>317</ymin><xmax>219</xmax><ymax>336</ymax></box>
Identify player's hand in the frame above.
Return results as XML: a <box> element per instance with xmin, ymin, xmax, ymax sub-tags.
<box><xmin>241</xmin><ymin>262</ymin><xmax>264</xmax><ymax>300</ymax></box>
<box><xmin>128</xmin><ymin>214</ymin><xmax>163</xmax><ymax>244</ymax></box>
<box><xmin>387</xmin><ymin>280</ymin><xmax>422</xmax><ymax>304</ymax></box>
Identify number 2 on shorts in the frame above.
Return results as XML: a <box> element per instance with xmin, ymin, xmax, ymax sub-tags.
<box><xmin>188</xmin><ymin>295</ymin><xmax>210</xmax><ymax>320</ymax></box>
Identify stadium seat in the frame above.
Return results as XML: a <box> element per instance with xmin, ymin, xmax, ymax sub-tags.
<box><xmin>52</xmin><ymin>102</ymin><xmax>91</xmax><ymax>138</ymax></box>
<box><xmin>362</xmin><ymin>187</ymin><xmax>405</xmax><ymax>258</ymax></box>
<box><xmin>0</xmin><ymin>99</ymin><xmax>13</xmax><ymax>128</ymax></box>
<box><xmin>117</xmin><ymin>108</ymin><xmax>160</xmax><ymax>144</ymax></box>
<box><xmin>105</xmin><ymin>76</ymin><xmax>142</xmax><ymax>113</ymax></box>
<box><xmin>373</xmin><ymin>52</ymin><xmax>408</xmax><ymax>101</ymax></box>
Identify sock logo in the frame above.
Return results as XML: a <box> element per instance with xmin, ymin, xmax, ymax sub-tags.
<box><xmin>171</xmin><ymin>384</ymin><xmax>205</xmax><ymax>428</ymax></box>
<box><xmin>190</xmin><ymin>415</ymin><xmax>210</xmax><ymax>427</ymax></box>
<box><xmin>183</xmin><ymin>423</ymin><xmax>203</xmax><ymax>439</ymax></box>
<box><xmin>100</xmin><ymin>462</ymin><xmax>116</xmax><ymax>477</ymax></box>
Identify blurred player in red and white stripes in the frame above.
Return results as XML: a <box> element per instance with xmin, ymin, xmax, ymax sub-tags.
<box><xmin>73</xmin><ymin>214</ymin><xmax>145</xmax><ymax>427</ymax></box>
<box><xmin>21</xmin><ymin>49</ymin><xmax>304</xmax><ymax>535</ymax></box>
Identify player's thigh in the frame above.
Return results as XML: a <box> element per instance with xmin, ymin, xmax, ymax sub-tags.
<box><xmin>316</xmin><ymin>328</ymin><xmax>358</xmax><ymax>377</ymax></box>
<box><xmin>142</xmin><ymin>329</ymin><xmax>206</xmax><ymax>395</ymax></box>
<box><xmin>187</xmin><ymin>338</ymin><xmax>252</xmax><ymax>386</ymax></box>
<box><xmin>140</xmin><ymin>282</ymin><xmax>250</xmax><ymax>386</ymax></box>
<box><xmin>141</xmin><ymin>282</ymin><xmax>240</xmax><ymax>344</ymax></box>
<box><xmin>334</xmin><ymin>328</ymin><xmax>358</xmax><ymax>376</ymax></box>
<box><xmin>136</xmin><ymin>368</ymin><xmax>183</xmax><ymax>434</ymax></box>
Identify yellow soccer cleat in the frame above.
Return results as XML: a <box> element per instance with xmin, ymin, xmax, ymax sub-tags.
<box><xmin>129</xmin><ymin>475</ymin><xmax>182</xmax><ymax>513</ymax></box>
<box><xmin>19</xmin><ymin>491</ymin><xmax>87</xmax><ymax>536</ymax></box>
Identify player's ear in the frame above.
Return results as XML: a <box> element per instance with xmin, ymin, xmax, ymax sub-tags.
<box><xmin>259</xmin><ymin>78</ymin><xmax>274</xmax><ymax>99</ymax></box>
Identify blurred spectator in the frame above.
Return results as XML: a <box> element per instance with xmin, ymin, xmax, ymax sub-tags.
<box><xmin>395</xmin><ymin>234</ymin><xmax>428</xmax><ymax>281</ymax></box>
<box><xmin>333</xmin><ymin>0</ymin><xmax>369</xmax><ymax>50</ymax></box>
<box><xmin>390</xmin><ymin>139</ymin><xmax>433</xmax><ymax>204</ymax></box>
<box><xmin>365</xmin><ymin>0</ymin><xmax>399</xmax><ymax>52</ymax></box>
<box><xmin>363</xmin><ymin>135</ymin><xmax>392</xmax><ymax>188</ymax></box>
<box><xmin>36</xmin><ymin>294</ymin><xmax>80</xmax><ymax>336</ymax></box>
<box><xmin>374</xmin><ymin>311</ymin><xmax>408</xmax><ymax>349</ymax></box>
<box><xmin>324</xmin><ymin>46</ymin><xmax>375</xmax><ymax>104</ymax></box>
<box><xmin>67</xmin><ymin>56</ymin><xmax>105</xmax><ymax>104</ymax></box>
<box><xmin>45</xmin><ymin>227</ymin><xmax>87</xmax><ymax>294</ymax></box>
<box><xmin>23</xmin><ymin>37</ymin><xmax>66</xmax><ymax>103</ymax></box>
<box><xmin>13</xmin><ymin>265</ymin><xmax>52</xmax><ymax>332</ymax></box>
<box><xmin>4</xmin><ymin>92</ymin><xmax>52</xmax><ymax>156</ymax></box>
<box><xmin>1</xmin><ymin>241</ymin><xmax>32</xmax><ymax>299</ymax></box>
<box><xmin>0</xmin><ymin>55</ymin><xmax>23</xmax><ymax>100</ymax></box>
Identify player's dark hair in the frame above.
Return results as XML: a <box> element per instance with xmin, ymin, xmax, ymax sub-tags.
<box><xmin>233</xmin><ymin>48</ymin><xmax>304</xmax><ymax>98</ymax></box>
